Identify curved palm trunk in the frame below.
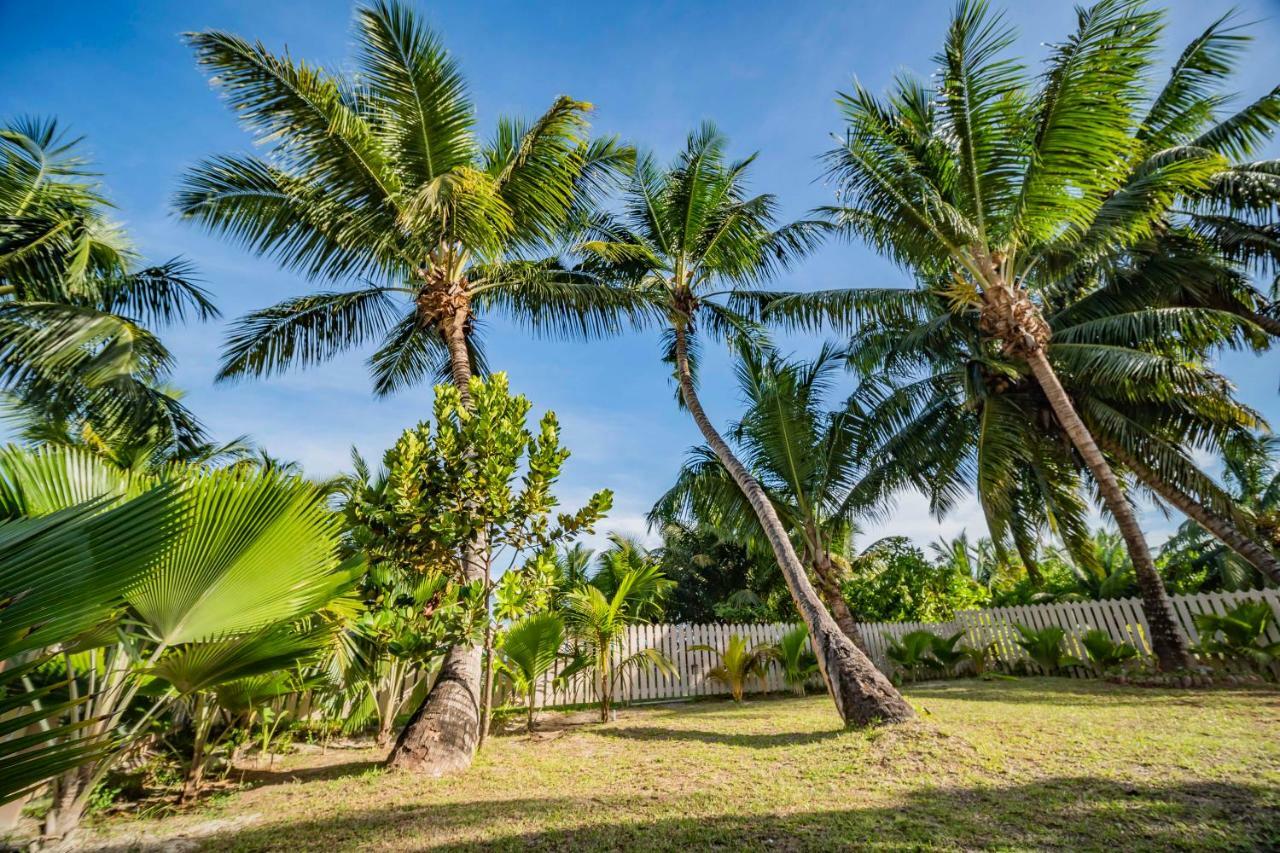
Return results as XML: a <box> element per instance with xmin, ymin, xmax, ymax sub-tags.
<box><xmin>808</xmin><ymin>550</ymin><xmax>868</xmax><ymax>652</ymax></box>
<box><xmin>673</xmin><ymin>328</ymin><xmax>913</xmax><ymax>725</ymax></box>
<box><xmin>1104</xmin><ymin>441</ymin><xmax>1280</xmax><ymax>586</ymax></box>
<box><xmin>1023</xmin><ymin>348</ymin><xmax>1193</xmax><ymax>671</ymax></box>
<box><xmin>387</xmin><ymin>306</ymin><xmax>486</xmax><ymax>775</ymax></box>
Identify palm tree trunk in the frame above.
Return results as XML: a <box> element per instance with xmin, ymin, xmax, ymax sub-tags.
<box><xmin>808</xmin><ymin>550</ymin><xmax>869</xmax><ymax>652</ymax></box>
<box><xmin>673</xmin><ymin>327</ymin><xmax>913</xmax><ymax>725</ymax></box>
<box><xmin>1023</xmin><ymin>348</ymin><xmax>1193</xmax><ymax>671</ymax></box>
<box><xmin>387</xmin><ymin>307</ymin><xmax>486</xmax><ymax>775</ymax></box>
<box><xmin>1104</xmin><ymin>441</ymin><xmax>1280</xmax><ymax>586</ymax></box>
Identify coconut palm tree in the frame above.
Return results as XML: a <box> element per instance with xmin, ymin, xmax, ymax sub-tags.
<box><xmin>772</xmin><ymin>624</ymin><xmax>820</xmax><ymax>696</ymax></box>
<box><xmin>0</xmin><ymin>119</ymin><xmax>217</xmax><ymax>451</ymax></box>
<box><xmin>788</xmin><ymin>0</ymin><xmax>1280</xmax><ymax>669</ymax></box>
<box><xmin>840</xmin><ymin>284</ymin><xmax>1276</xmax><ymax>588</ymax></box>
<box><xmin>691</xmin><ymin>634</ymin><xmax>772</xmax><ymax>701</ymax></box>
<box><xmin>178</xmin><ymin>0</ymin><xmax>637</xmax><ymax>774</ymax></box>
<box><xmin>651</xmin><ymin>344</ymin><xmax>875</xmax><ymax>649</ymax></box>
<box><xmin>560</xmin><ymin>561</ymin><xmax>676</xmax><ymax>722</ymax></box>
<box><xmin>1162</xmin><ymin>436</ymin><xmax>1280</xmax><ymax>592</ymax></box>
<box><xmin>577</xmin><ymin>124</ymin><xmax>913</xmax><ymax>724</ymax></box>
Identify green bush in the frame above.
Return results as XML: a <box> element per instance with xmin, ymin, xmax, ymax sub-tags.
<box><xmin>1193</xmin><ymin>601</ymin><xmax>1280</xmax><ymax>675</ymax></box>
<box><xmin>1014</xmin><ymin>625</ymin><xmax>1083</xmax><ymax>675</ymax></box>
<box><xmin>1079</xmin><ymin>629</ymin><xmax>1139</xmax><ymax>673</ymax></box>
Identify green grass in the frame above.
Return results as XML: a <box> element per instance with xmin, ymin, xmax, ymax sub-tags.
<box><xmin>82</xmin><ymin>679</ymin><xmax>1279</xmax><ymax>851</ymax></box>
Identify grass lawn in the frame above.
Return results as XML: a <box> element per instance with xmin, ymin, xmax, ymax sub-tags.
<box><xmin>78</xmin><ymin>678</ymin><xmax>1280</xmax><ymax>851</ymax></box>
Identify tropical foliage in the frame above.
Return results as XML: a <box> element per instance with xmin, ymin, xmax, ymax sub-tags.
<box><xmin>1193</xmin><ymin>600</ymin><xmax>1280</xmax><ymax>674</ymax></box>
<box><xmin>770</xmin><ymin>624</ymin><xmax>819</xmax><ymax>696</ymax></box>
<box><xmin>6</xmin><ymin>0</ymin><xmax>1280</xmax><ymax>839</ymax></box>
<box><xmin>495</xmin><ymin>612</ymin><xmax>570</xmax><ymax>731</ymax></box>
<box><xmin>691</xmin><ymin>634</ymin><xmax>772</xmax><ymax>702</ymax></box>
<box><xmin>775</xmin><ymin>0</ymin><xmax>1280</xmax><ymax>670</ymax></box>
<box><xmin>560</xmin><ymin>560</ymin><xmax>676</xmax><ymax>721</ymax></box>
<box><xmin>1014</xmin><ymin>625</ymin><xmax>1084</xmax><ymax>675</ymax></box>
<box><xmin>179</xmin><ymin>0</ymin><xmax>636</xmax><ymax>398</ymax></box>
<box><xmin>0</xmin><ymin>446</ymin><xmax>358</xmax><ymax>835</ymax></box>
<box><xmin>0</xmin><ymin>119</ymin><xmax>217</xmax><ymax>452</ymax></box>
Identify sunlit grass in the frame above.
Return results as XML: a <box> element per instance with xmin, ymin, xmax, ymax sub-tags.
<box><xmin>83</xmin><ymin>678</ymin><xmax>1280</xmax><ymax>851</ymax></box>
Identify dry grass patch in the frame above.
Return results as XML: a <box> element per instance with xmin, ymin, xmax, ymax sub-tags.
<box><xmin>78</xmin><ymin>678</ymin><xmax>1280</xmax><ymax>851</ymax></box>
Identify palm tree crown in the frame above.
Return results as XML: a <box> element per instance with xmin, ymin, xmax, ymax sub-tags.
<box><xmin>178</xmin><ymin>0</ymin><xmax>638</xmax><ymax>396</ymax></box>
<box><xmin>784</xmin><ymin>0</ymin><xmax>1280</xmax><ymax>670</ymax></box>
<box><xmin>0</xmin><ymin>118</ymin><xmax>217</xmax><ymax>450</ymax></box>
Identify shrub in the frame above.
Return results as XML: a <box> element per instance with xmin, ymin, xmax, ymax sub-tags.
<box><xmin>691</xmin><ymin>634</ymin><xmax>772</xmax><ymax>701</ymax></box>
<box><xmin>1014</xmin><ymin>625</ymin><xmax>1083</xmax><ymax>675</ymax></box>
<box><xmin>771</xmin><ymin>625</ymin><xmax>819</xmax><ymax>696</ymax></box>
<box><xmin>1079</xmin><ymin>629</ymin><xmax>1139</xmax><ymax>673</ymax></box>
<box><xmin>884</xmin><ymin>630</ymin><xmax>939</xmax><ymax>682</ymax></box>
<box><xmin>1193</xmin><ymin>601</ymin><xmax>1280</xmax><ymax>675</ymax></box>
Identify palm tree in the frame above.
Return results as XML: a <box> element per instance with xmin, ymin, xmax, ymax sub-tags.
<box><xmin>841</xmin><ymin>284</ymin><xmax>1275</xmax><ymax>588</ymax></box>
<box><xmin>772</xmin><ymin>624</ymin><xmax>820</xmax><ymax>696</ymax></box>
<box><xmin>495</xmin><ymin>612</ymin><xmax>569</xmax><ymax>731</ymax></box>
<box><xmin>691</xmin><ymin>634</ymin><xmax>772</xmax><ymax>702</ymax></box>
<box><xmin>0</xmin><ymin>488</ymin><xmax>172</xmax><ymax>808</ymax></box>
<box><xmin>652</xmin><ymin>344</ymin><xmax>875</xmax><ymax>649</ymax></box>
<box><xmin>0</xmin><ymin>119</ymin><xmax>217</xmax><ymax>451</ymax></box>
<box><xmin>560</xmin><ymin>561</ymin><xmax>676</xmax><ymax>722</ymax></box>
<box><xmin>0</xmin><ymin>445</ymin><xmax>358</xmax><ymax>835</ymax></box>
<box><xmin>795</xmin><ymin>0</ymin><xmax>1280</xmax><ymax>669</ymax></box>
<box><xmin>1162</xmin><ymin>436</ymin><xmax>1280</xmax><ymax>592</ymax></box>
<box><xmin>578</xmin><ymin>125</ymin><xmax>914</xmax><ymax>725</ymax></box>
<box><xmin>178</xmin><ymin>0</ymin><xmax>636</xmax><ymax>774</ymax></box>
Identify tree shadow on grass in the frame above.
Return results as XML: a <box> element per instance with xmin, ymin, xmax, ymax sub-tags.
<box><xmin>93</xmin><ymin>777</ymin><xmax>1279</xmax><ymax>852</ymax></box>
<box><xmin>594</xmin><ymin>725</ymin><xmax>843</xmax><ymax>749</ymax></box>
<box><xmin>905</xmin><ymin>677</ymin><xmax>1280</xmax><ymax>706</ymax></box>
<box><xmin>235</xmin><ymin>758</ymin><xmax>385</xmax><ymax>787</ymax></box>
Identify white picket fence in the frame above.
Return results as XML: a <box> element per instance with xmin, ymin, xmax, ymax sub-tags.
<box><xmin>523</xmin><ymin>589</ymin><xmax>1280</xmax><ymax>709</ymax></box>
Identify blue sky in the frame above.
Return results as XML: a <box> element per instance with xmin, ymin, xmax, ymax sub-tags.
<box><xmin>3</xmin><ymin>0</ymin><xmax>1278</xmax><ymax>552</ymax></box>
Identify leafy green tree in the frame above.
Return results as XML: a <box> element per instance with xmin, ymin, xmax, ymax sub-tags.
<box><xmin>346</xmin><ymin>374</ymin><xmax>609</xmax><ymax>768</ymax></box>
<box><xmin>844</xmin><ymin>537</ymin><xmax>989</xmax><ymax>623</ymax></box>
<box><xmin>179</xmin><ymin>0</ymin><xmax>634</xmax><ymax>774</ymax></box>
<box><xmin>0</xmin><ymin>119</ymin><xmax>217</xmax><ymax>451</ymax></box>
<box><xmin>652</xmin><ymin>521</ymin><xmax>789</xmax><ymax>624</ymax></box>
<box><xmin>791</xmin><ymin>0</ymin><xmax>1280</xmax><ymax>669</ymax></box>
<box><xmin>579</xmin><ymin>125</ymin><xmax>913</xmax><ymax>725</ymax></box>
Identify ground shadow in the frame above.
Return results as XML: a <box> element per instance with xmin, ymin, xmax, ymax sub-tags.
<box><xmin>905</xmin><ymin>677</ymin><xmax>1280</xmax><ymax>707</ymax></box>
<box><xmin>87</xmin><ymin>777</ymin><xmax>1279</xmax><ymax>851</ymax></box>
<box><xmin>235</xmin><ymin>758</ymin><xmax>384</xmax><ymax>787</ymax></box>
<box><xmin>594</xmin><ymin>725</ymin><xmax>843</xmax><ymax>749</ymax></box>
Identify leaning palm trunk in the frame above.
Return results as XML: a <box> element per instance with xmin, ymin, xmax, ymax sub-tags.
<box><xmin>808</xmin><ymin>551</ymin><xmax>868</xmax><ymax>652</ymax></box>
<box><xmin>984</xmin><ymin>283</ymin><xmax>1192</xmax><ymax>671</ymax></box>
<box><xmin>673</xmin><ymin>329</ymin><xmax>913</xmax><ymax>725</ymax></box>
<box><xmin>387</xmin><ymin>305</ymin><xmax>488</xmax><ymax>775</ymax></box>
<box><xmin>1104</xmin><ymin>442</ymin><xmax>1280</xmax><ymax>586</ymax></box>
